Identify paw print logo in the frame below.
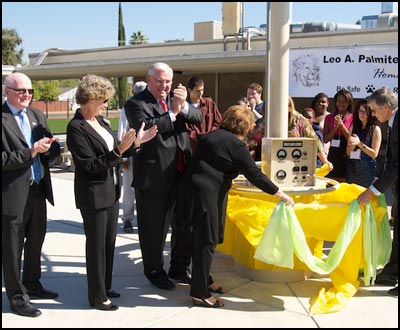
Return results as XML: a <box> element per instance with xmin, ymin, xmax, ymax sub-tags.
<box><xmin>366</xmin><ymin>85</ymin><xmax>375</xmax><ymax>93</ymax></box>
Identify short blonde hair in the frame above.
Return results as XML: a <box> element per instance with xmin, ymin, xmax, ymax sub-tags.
<box><xmin>75</xmin><ymin>74</ymin><xmax>115</xmax><ymax>105</ymax></box>
<box><xmin>220</xmin><ymin>105</ymin><xmax>254</xmax><ymax>138</ymax></box>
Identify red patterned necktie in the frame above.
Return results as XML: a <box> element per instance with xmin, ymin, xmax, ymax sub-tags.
<box><xmin>159</xmin><ymin>99</ymin><xmax>168</xmax><ymax>112</ymax></box>
<box><xmin>176</xmin><ymin>148</ymin><xmax>185</xmax><ymax>173</ymax></box>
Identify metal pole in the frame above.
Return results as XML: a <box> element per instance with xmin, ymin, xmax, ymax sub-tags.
<box><xmin>265</xmin><ymin>2</ymin><xmax>271</xmax><ymax>137</ymax></box>
<box><xmin>241</xmin><ymin>2</ymin><xmax>245</xmax><ymax>50</ymax></box>
<box><xmin>268</xmin><ymin>2</ymin><xmax>290</xmax><ymax>138</ymax></box>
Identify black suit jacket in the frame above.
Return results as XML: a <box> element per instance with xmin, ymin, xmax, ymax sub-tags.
<box><xmin>66</xmin><ymin>110</ymin><xmax>124</xmax><ymax>210</ymax></box>
<box><xmin>374</xmin><ymin>110</ymin><xmax>398</xmax><ymax>217</ymax></box>
<box><xmin>176</xmin><ymin>128</ymin><xmax>279</xmax><ymax>244</ymax></box>
<box><xmin>124</xmin><ymin>88</ymin><xmax>202</xmax><ymax>190</ymax></box>
<box><xmin>2</xmin><ymin>103</ymin><xmax>60</xmax><ymax>216</ymax></box>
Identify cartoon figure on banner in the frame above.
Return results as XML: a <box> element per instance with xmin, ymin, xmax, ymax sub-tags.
<box><xmin>292</xmin><ymin>54</ymin><xmax>321</xmax><ymax>87</ymax></box>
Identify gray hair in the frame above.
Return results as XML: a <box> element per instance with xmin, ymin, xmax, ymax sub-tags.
<box><xmin>148</xmin><ymin>62</ymin><xmax>173</xmax><ymax>76</ymax></box>
<box><xmin>367</xmin><ymin>87</ymin><xmax>398</xmax><ymax>110</ymax></box>
<box><xmin>4</xmin><ymin>72</ymin><xmax>31</xmax><ymax>87</ymax></box>
<box><xmin>133</xmin><ymin>81</ymin><xmax>147</xmax><ymax>94</ymax></box>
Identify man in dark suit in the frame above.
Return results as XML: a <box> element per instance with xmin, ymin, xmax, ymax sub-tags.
<box><xmin>357</xmin><ymin>87</ymin><xmax>398</xmax><ymax>296</ymax></box>
<box><xmin>124</xmin><ymin>63</ymin><xmax>202</xmax><ymax>290</ymax></box>
<box><xmin>2</xmin><ymin>72</ymin><xmax>61</xmax><ymax>317</ymax></box>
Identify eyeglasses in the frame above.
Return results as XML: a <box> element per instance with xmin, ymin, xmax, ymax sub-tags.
<box><xmin>6</xmin><ymin>87</ymin><xmax>34</xmax><ymax>95</ymax></box>
<box><xmin>370</xmin><ymin>106</ymin><xmax>384</xmax><ymax>114</ymax></box>
<box><xmin>103</xmin><ymin>99</ymin><xmax>109</xmax><ymax>104</ymax></box>
<box><xmin>152</xmin><ymin>77</ymin><xmax>172</xmax><ymax>85</ymax></box>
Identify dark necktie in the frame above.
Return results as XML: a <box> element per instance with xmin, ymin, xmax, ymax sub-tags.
<box><xmin>18</xmin><ymin>110</ymin><xmax>42</xmax><ymax>183</ymax></box>
<box><xmin>160</xmin><ymin>99</ymin><xmax>184</xmax><ymax>172</ymax></box>
<box><xmin>386</xmin><ymin>124</ymin><xmax>392</xmax><ymax>161</ymax></box>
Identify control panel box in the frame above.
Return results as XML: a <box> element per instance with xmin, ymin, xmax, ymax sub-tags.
<box><xmin>261</xmin><ymin>137</ymin><xmax>317</xmax><ymax>187</ymax></box>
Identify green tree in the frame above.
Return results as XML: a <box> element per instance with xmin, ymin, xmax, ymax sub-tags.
<box><xmin>59</xmin><ymin>79</ymin><xmax>79</xmax><ymax>88</ymax></box>
<box><xmin>108</xmin><ymin>77</ymin><xmax>119</xmax><ymax>109</ymax></box>
<box><xmin>129</xmin><ymin>30</ymin><xmax>149</xmax><ymax>45</ymax></box>
<box><xmin>117</xmin><ymin>2</ymin><xmax>128</xmax><ymax>109</ymax></box>
<box><xmin>2</xmin><ymin>28</ymin><xmax>24</xmax><ymax>65</ymax></box>
<box><xmin>32</xmin><ymin>80</ymin><xmax>60</xmax><ymax>101</ymax></box>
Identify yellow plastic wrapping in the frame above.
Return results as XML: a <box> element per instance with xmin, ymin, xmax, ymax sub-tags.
<box><xmin>218</xmin><ymin>182</ymin><xmax>391</xmax><ymax>314</ymax></box>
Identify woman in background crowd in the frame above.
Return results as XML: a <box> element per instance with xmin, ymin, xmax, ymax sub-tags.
<box><xmin>311</xmin><ymin>92</ymin><xmax>330</xmax><ymax>155</ymax></box>
<box><xmin>323</xmin><ymin>89</ymin><xmax>354</xmax><ymax>182</ymax></box>
<box><xmin>346</xmin><ymin>99</ymin><xmax>381</xmax><ymax>187</ymax></box>
<box><xmin>289</xmin><ymin>97</ymin><xmax>333</xmax><ymax>171</ymax></box>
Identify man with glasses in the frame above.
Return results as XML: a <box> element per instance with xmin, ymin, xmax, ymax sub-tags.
<box><xmin>357</xmin><ymin>87</ymin><xmax>398</xmax><ymax>296</ymax></box>
<box><xmin>2</xmin><ymin>72</ymin><xmax>60</xmax><ymax>317</ymax></box>
<box><xmin>124</xmin><ymin>62</ymin><xmax>201</xmax><ymax>290</ymax></box>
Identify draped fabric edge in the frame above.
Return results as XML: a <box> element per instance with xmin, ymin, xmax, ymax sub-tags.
<box><xmin>253</xmin><ymin>199</ymin><xmax>392</xmax><ymax>314</ymax></box>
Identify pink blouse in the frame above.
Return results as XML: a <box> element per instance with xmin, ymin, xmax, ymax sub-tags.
<box><xmin>324</xmin><ymin>113</ymin><xmax>353</xmax><ymax>137</ymax></box>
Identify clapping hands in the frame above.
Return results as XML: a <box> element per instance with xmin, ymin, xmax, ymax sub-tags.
<box><xmin>170</xmin><ymin>83</ymin><xmax>187</xmax><ymax>115</ymax></box>
<box><xmin>135</xmin><ymin>122</ymin><xmax>158</xmax><ymax>146</ymax></box>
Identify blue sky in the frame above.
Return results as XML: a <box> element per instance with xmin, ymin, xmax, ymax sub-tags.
<box><xmin>2</xmin><ymin>2</ymin><xmax>387</xmax><ymax>63</ymax></box>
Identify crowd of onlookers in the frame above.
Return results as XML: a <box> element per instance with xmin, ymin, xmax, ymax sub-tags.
<box><xmin>2</xmin><ymin>65</ymin><xmax>397</xmax><ymax>317</ymax></box>
<box><xmin>243</xmin><ymin>87</ymin><xmax>386</xmax><ymax>188</ymax></box>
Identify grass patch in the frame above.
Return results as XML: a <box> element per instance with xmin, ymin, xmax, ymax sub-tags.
<box><xmin>48</xmin><ymin>117</ymin><xmax>119</xmax><ymax>134</ymax></box>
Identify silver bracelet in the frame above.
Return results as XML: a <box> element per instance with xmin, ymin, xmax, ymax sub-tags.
<box><xmin>112</xmin><ymin>149</ymin><xmax>121</xmax><ymax>157</ymax></box>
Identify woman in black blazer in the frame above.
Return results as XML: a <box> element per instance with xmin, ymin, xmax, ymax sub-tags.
<box><xmin>176</xmin><ymin>105</ymin><xmax>295</xmax><ymax>308</ymax></box>
<box><xmin>67</xmin><ymin>74</ymin><xmax>157</xmax><ymax>311</ymax></box>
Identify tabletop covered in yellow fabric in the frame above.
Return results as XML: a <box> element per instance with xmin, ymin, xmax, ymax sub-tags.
<box><xmin>218</xmin><ymin>182</ymin><xmax>391</xmax><ymax>314</ymax></box>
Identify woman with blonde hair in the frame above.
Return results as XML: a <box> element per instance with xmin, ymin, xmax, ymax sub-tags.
<box><xmin>67</xmin><ymin>74</ymin><xmax>157</xmax><ymax>310</ymax></box>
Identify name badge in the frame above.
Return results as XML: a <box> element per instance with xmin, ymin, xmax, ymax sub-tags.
<box><xmin>350</xmin><ymin>150</ymin><xmax>361</xmax><ymax>160</ymax></box>
<box><xmin>331</xmin><ymin>139</ymin><xmax>340</xmax><ymax>148</ymax></box>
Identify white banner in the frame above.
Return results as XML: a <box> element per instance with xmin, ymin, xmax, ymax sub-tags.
<box><xmin>289</xmin><ymin>44</ymin><xmax>398</xmax><ymax>98</ymax></box>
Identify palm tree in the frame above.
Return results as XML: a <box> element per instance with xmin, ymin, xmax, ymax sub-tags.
<box><xmin>129</xmin><ymin>30</ymin><xmax>149</xmax><ymax>45</ymax></box>
<box><xmin>117</xmin><ymin>2</ymin><xmax>128</xmax><ymax>108</ymax></box>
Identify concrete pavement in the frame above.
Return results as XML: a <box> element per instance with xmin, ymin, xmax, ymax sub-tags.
<box><xmin>2</xmin><ymin>168</ymin><xmax>398</xmax><ymax>328</ymax></box>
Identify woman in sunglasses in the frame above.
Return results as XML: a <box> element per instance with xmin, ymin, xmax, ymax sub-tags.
<box><xmin>66</xmin><ymin>74</ymin><xmax>158</xmax><ymax>311</ymax></box>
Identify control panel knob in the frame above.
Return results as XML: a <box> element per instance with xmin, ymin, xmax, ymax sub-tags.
<box><xmin>276</xmin><ymin>170</ymin><xmax>287</xmax><ymax>180</ymax></box>
<box><xmin>292</xmin><ymin>149</ymin><xmax>302</xmax><ymax>159</ymax></box>
<box><xmin>277</xmin><ymin>149</ymin><xmax>287</xmax><ymax>160</ymax></box>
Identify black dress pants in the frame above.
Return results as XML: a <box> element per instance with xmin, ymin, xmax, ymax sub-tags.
<box><xmin>2</xmin><ymin>182</ymin><xmax>46</xmax><ymax>306</ymax></box>
<box><xmin>80</xmin><ymin>201</ymin><xmax>119</xmax><ymax>305</ymax></box>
